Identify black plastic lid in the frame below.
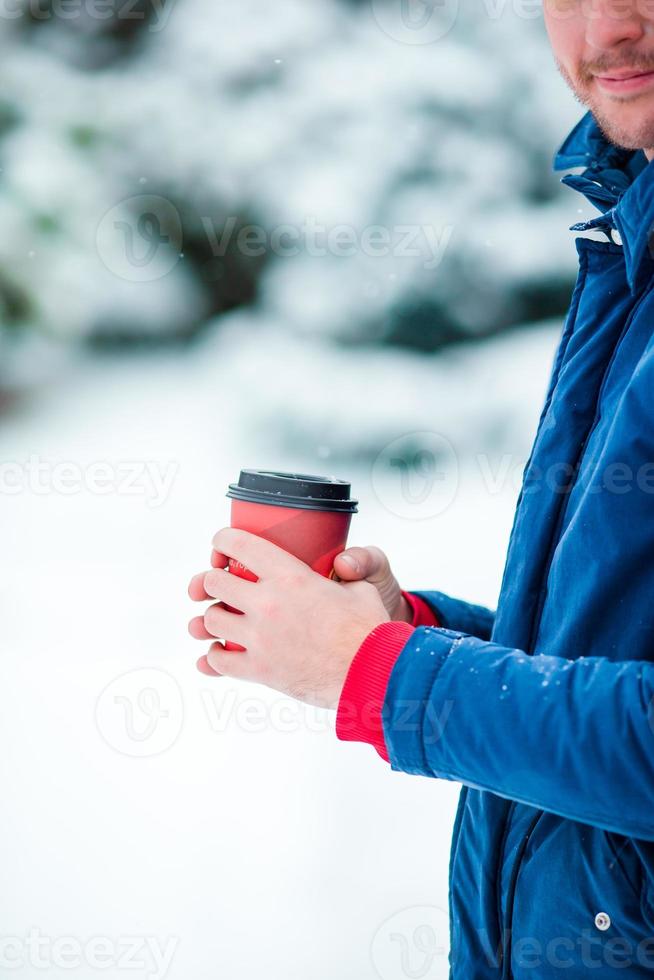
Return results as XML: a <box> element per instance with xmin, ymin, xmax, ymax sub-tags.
<box><xmin>227</xmin><ymin>469</ymin><xmax>358</xmax><ymax>513</ymax></box>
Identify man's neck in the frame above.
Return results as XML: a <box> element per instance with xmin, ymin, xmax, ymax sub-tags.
<box><xmin>645</xmin><ymin>148</ymin><xmax>654</xmax><ymax>161</ymax></box>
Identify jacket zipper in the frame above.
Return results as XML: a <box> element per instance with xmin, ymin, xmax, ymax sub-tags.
<box><xmin>495</xmin><ymin>272</ymin><xmax>654</xmax><ymax>979</ymax></box>
<box><xmin>527</xmin><ymin>276</ymin><xmax>654</xmax><ymax>655</ymax></box>
<box><xmin>501</xmin><ymin>812</ymin><xmax>544</xmax><ymax>979</ymax></box>
<box><xmin>492</xmin><ymin>256</ymin><xmax>589</xmax><ymax>976</ymax></box>
<box><xmin>495</xmin><ymin>802</ymin><xmax>515</xmax><ymax>974</ymax></box>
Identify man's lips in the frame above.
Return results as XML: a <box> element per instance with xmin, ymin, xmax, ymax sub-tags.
<box><xmin>593</xmin><ymin>68</ymin><xmax>654</xmax><ymax>93</ymax></box>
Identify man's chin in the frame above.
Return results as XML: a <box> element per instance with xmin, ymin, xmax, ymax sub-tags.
<box><xmin>562</xmin><ymin>67</ymin><xmax>654</xmax><ymax>152</ymax></box>
<box><xmin>585</xmin><ymin>99</ymin><xmax>654</xmax><ymax>153</ymax></box>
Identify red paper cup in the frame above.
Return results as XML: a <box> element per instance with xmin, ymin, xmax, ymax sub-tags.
<box><xmin>221</xmin><ymin>469</ymin><xmax>358</xmax><ymax>651</ymax></box>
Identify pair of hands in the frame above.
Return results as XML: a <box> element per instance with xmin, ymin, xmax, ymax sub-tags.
<box><xmin>188</xmin><ymin>529</ymin><xmax>410</xmax><ymax>709</ymax></box>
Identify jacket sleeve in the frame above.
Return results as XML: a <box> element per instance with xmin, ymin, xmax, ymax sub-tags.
<box><xmin>384</xmin><ymin>627</ymin><xmax>654</xmax><ymax>841</ymax></box>
<box><xmin>408</xmin><ymin>590</ymin><xmax>495</xmax><ymax>641</ymax></box>
<box><xmin>335</xmin><ymin>593</ymin><xmax>440</xmax><ymax>761</ymax></box>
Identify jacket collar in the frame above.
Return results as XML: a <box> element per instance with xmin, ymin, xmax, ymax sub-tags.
<box><xmin>553</xmin><ymin>110</ymin><xmax>654</xmax><ymax>293</ymax></box>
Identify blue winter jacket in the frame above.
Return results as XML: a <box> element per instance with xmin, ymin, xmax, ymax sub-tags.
<box><xmin>384</xmin><ymin>111</ymin><xmax>654</xmax><ymax>978</ymax></box>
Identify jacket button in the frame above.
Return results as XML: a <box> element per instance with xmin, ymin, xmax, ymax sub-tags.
<box><xmin>595</xmin><ymin>912</ymin><xmax>611</xmax><ymax>931</ymax></box>
<box><xmin>610</xmin><ymin>228</ymin><xmax>623</xmax><ymax>246</ymax></box>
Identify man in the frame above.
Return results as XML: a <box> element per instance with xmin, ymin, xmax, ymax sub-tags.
<box><xmin>188</xmin><ymin>2</ymin><xmax>654</xmax><ymax>975</ymax></box>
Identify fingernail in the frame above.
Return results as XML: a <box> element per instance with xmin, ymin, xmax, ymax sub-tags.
<box><xmin>339</xmin><ymin>554</ymin><xmax>360</xmax><ymax>572</ymax></box>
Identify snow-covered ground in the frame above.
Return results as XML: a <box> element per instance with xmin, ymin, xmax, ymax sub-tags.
<box><xmin>0</xmin><ymin>320</ymin><xmax>560</xmax><ymax>980</ymax></box>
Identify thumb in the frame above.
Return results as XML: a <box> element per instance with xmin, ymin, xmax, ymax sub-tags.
<box><xmin>334</xmin><ymin>546</ymin><xmax>404</xmax><ymax>620</ymax></box>
<box><xmin>333</xmin><ymin>545</ymin><xmax>390</xmax><ymax>583</ymax></box>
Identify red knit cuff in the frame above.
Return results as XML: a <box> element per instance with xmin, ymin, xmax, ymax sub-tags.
<box><xmin>402</xmin><ymin>590</ymin><xmax>441</xmax><ymax>628</ymax></box>
<box><xmin>336</xmin><ymin>621</ymin><xmax>414</xmax><ymax>762</ymax></box>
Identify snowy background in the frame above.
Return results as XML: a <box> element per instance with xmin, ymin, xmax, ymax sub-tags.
<box><xmin>0</xmin><ymin>2</ymin><xmax>591</xmax><ymax>978</ymax></box>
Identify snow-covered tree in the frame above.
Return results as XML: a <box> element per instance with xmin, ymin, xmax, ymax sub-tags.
<box><xmin>0</xmin><ymin>0</ymin><xmax>583</xmax><ymax>381</ymax></box>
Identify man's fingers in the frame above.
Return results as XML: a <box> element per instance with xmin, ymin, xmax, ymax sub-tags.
<box><xmin>188</xmin><ymin>572</ymin><xmax>211</xmax><ymax>601</ymax></box>
<box><xmin>358</xmin><ymin>546</ymin><xmax>391</xmax><ymax>583</ymax></box>
<box><xmin>196</xmin><ymin>653</ymin><xmax>222</xmax><ymax>676</ymax></box>
<box><xmin>189</xmin><ymin>566</ymin><xmax>255</xmax><ymax>612</ymax></box>
<box><xmin>211</xmin><ymin>548</ymin><xmax>228</xmax><ymax>569</ymax></box>
<box><xmin>211</xmin><ymin>527</ymin><xmax>304</xmax><ymax>581</ymax></box>
<box><xmin>203</xmin><ymin>568</ymin><xmax>256</xmax><ymax>610</ymax></box>
<box><xmin>206</xmin><ymin>643</ymin><xmax>252</xmax><ymax>680</ymax></box>
<box><xmin>204</xmin><ymin>602</ymin><xmax>248</xmax><ymax>645</ymax></box>
<box><xmin>188</xmin><ymin>615</ymin><xmax>215</xmax><ymax>640</ymax></box>
<box><xmin>333</xmin><ymin>548</ymin><xmax>365</xmax><ymax>579</ymax></box>
<box><xmin>333</xmin><ymin>545</ymin><xmax>389</xmax><ymax>582</ymax></box>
